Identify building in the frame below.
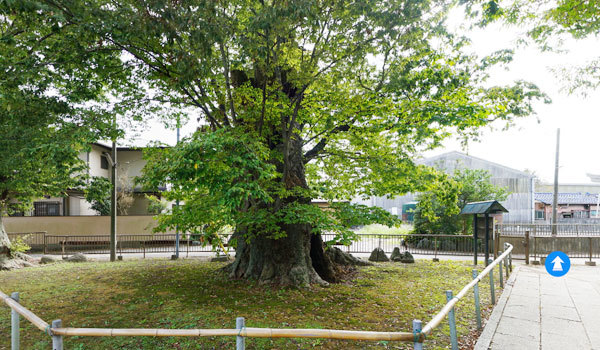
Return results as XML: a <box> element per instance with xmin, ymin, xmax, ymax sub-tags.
<box><xmin>355</xmin><ymin>151</ymin><xmax>536</xmax><ymax>223</ymax></box>
<box><xmin>9</xmin><ymin>143</ymin><xmax>162</xmax><ymax>217</ymax></box>
<box><xmin>535</xmin><ymin>192</ymin><xmax>600</xmax><ymax>221</ymax></box>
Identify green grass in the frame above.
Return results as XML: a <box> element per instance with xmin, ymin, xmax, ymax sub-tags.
<box><xmin>355</xmin><ymin>224</ymin><xmax>413</xmax><ymax>235</ymax></box>
<box><xmin>0</xmin><ymin>258</ymin><xmax>501</xmax><ymax>349</ymax></box>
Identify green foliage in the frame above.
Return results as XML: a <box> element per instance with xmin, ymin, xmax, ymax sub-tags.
<box><xmin>84</xmin><ymin>177</ymin><xmax>112</xmax><ymax>216</ymax></box>
<box><xmin>8</xmin><ymin>237</ymin><xmax>31</xmax><ymax>258</ymax></box>
<box><xmin>146</xmin><ymin>195</ymin><xmax>168</xmax><ymax>215</ymax></box>
<box><xmin>413</xmin><ymin>169</ymin><xmax>509</xmax><ymax>235</ymax></box>
<box><xmin>5</xmin><ymin>0</ymin><xmax>546</xmax><ymax>249</ymax></box>
<box><xmin>465</xmin><ymin>0</ymin><xmax>600</xmax><ymax>93</ymax></box>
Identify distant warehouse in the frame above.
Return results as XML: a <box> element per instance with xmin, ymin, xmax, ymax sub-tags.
<box><xmin>354</xmin><ymin>151</ymin><xmax>535</xmax><ymax>223</ymax></box>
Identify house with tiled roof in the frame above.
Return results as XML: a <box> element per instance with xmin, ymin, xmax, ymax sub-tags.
<box><xmin>534</xmin><ymin>192</ymin><xmax>600</xmax><ymax>220</ymax></box>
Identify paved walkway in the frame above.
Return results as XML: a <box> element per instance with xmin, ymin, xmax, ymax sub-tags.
<box><xmin>475</xmin><ymin>263</ymin><xmax>600</xmax><ymax>350</ymax></box>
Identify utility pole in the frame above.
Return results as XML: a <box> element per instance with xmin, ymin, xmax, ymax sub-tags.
<box><xmin>552</xmin><ymin>128</ymin><xmax>560</xmax><ymax>236</ymax></box>
<box><xmin>110</xmin><ymin>139</ymin><xmax>117</xmax><ymax>261</ymax></box>
<box><xmin>173</xmin><ymin>120</ymin><xmax>181</xmax><ymax>260</ymax></box>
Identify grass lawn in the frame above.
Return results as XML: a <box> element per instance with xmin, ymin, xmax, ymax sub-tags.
<box><xmin>354</xmin><ymin>224</ymin><xmax>413</xmax><ymax>235</ymax></box>
<box><xmin>0</xmin><ymin>258</ymin><xmax>502</xmax><ymax>349</ymax></box>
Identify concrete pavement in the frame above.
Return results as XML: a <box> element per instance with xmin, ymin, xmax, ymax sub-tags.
<box><xmin>475</xmin><ymin>263</ymin><xmax>600</xmax><ymax>350</ymax></box>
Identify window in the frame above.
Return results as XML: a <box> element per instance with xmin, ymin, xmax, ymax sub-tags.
<box><xmin>535</xmin><ymin>210</ymin><xmax>545</xmax><ymax>220</ymax></box>
<box><xmin>100</xmin><ymin>155</ymin><xmax>109</xmax><ymax>169</ymax></box>
<box><xmin>33</xmin><ymin>201</ymin><xmax>61</xmax><ymax>216</ymax></box>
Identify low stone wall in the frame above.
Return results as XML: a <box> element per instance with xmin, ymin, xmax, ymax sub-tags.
<box><xmin>4</xmin><ymin>215</ymin><xmax>174</xmax><ymax>235</ymax></box>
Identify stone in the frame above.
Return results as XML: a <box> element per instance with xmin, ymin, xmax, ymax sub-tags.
<box><xmin>210</xmin><ymin>255</ymin><xmax>231</xmax><ymax>262</ymax></box>
<box><xmin>66</xmin><ymin>253</ymin><xmax>87</xmax><ymax>262</ymax></box>
<box><xmin>0</xmin><ymin>256</ymin><xmax>35</xmax><ymax>270</ymax></box>
<box><xmin>400</xmin><ymin>251</ymin><xmax>415</xmax><ymax>263</ymax></box>
<box><xmin>416</xmin><ymin>238</ymin><xmax>430</xmax><ymax>249</ymax></box>
<box><xmin>368</xmin><ymin>247</ymin><xmax>389</xmax><ymax>262</ymax></box>
<box><xmin>40</xmin><ymin>255</ymin><xmax>59</xmax><ymax>264</ymax></box>
<box><xmin>390</xmin><ymin>247</ymin><xmax>403</xmax><ymax>261</ymax></box>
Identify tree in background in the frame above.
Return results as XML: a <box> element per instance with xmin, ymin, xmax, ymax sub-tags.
<box><xmin>84</xmin><ymin>174</ymin><xmax>134</xmax><ymax>216</ymax></box>
<box><xmin>9</xmin><ymin>0</ymin><xmax>546</xmax><ymax>285</ymax></box>
<box><xmin>85</xmin><ymin>177</ymin><xmax>112</xmax><ymax>216</ymax></box>
<box><xmin>413</xmin><ymin>169</ymin><xmax>509</xmax><ymax>235</ymax></box>
<box><xmin>0</xmin><ymin>1</ymin><xmax>135</xmax><ymax>266</ymax></box>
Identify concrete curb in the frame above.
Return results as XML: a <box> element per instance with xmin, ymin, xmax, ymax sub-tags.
<box><xmin>474</xmin><ymin>265</ymin><xmax>521</xmax><ymax>350</ymax></box>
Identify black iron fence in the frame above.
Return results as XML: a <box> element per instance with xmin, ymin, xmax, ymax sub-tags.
<box><xmin>8</xmin><ymin>232</ymin><xmax>492</xmax><ymax>258</ymax></box>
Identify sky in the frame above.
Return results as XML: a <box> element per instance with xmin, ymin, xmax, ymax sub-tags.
<box><xmin>127</xmin><ymin>9</ymin><xmax>600</xmax><ymax>185</ymax></box>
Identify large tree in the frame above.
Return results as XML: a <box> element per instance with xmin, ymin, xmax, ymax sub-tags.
<box><xmin>0</xmin><ymin>1</ymin><xmax>131</xmax><ymax>263</ymax></box>
<box><xmin>11</xmin><ymin>0</ymin><xmax>546</xmax><ymax>285</ymax></box>
<box><xmin>413</xmin><ymin>169</ymin><xmax>509</xmax><ymax>235</ymax></box>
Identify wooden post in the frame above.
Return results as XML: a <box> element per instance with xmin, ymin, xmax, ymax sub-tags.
<box><xmin>142</xmin><ymin>241</ymin><xmax>146</xmax><ymax>259</ymax></box>
<box><xmin>236</xmin><ymin>317</ymin><xmax>245</xmax><ymax>350</ymax></box>
<box><xmin>494</xmin><ymin>227</ymin><xmax>500</xmax><ymax>260</ymax></box>
<box><xmin>488</xmin><ymin>259</ymin><xmax>495</xmax><ymax>305</ymax></box>
<box><xmin>504</xmin><ymin>243</ymin><xmax>510</xmax><ymax>279</ymax></box>
<box><xmin>473</xmin><ymin>214</ymin><xmax>478</xmax><ymax>266</ymax></box>
<box><xmin>586</xmin><ymin>237</ymin><xmax>596</xmax><ymax>266</ymax></box>
<box><xmin>43</xmin><ymin>232</ymin><xmax>47</xmax><ymax>255</ymax></box>
<box><xmin>498</xmin><ymin>256</ymin><xmax>504</xmax><ymax>288</ymax></box>
<box><xmin>412</xmin><ymin>319</ymin><xmax>423</xmax><ymax>350</ymax></box>
<box><xmin>472</xmin><ymin>270</ymin><xmax>482</xmax><ymax>330</ymax></box>
<box><xmin>51</xmin><ymin>319</ymin><xmax>63</xmax><ymax>350</ymax></box>
<box><xmin>524</xmin><ymin>231</ymin><xmax>530</xmax><ymax>265</ymax></box>
<box><xmin>446</xmin><ymin>291</ymin><xmax>458</xmax><ymax>350</ymax></box>
<box><xmin>11</xmin><ymin>292</ymin><xmax>19</xmax><ymax>350</ymax></box>
<box><xmin>484</xmin><ymin>214</ymin><xmax>490</xmax><ymax>266</ymax></box>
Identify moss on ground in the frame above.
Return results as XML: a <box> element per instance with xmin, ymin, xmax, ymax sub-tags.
<box><xmin>0</xmin><ymin>259</ymin><xmax>502</xmax><ymax>349</ymax></box>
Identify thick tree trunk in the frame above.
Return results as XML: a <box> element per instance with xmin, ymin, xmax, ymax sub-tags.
<box><xmin>0</xmin><ymin>214</ymin><xmax>11</xmax><ymax>256</ymax></box>
<box><xmin>226</xmin><ymin>123</ymin><xmax>362</xmax><ymax>287</ymax></box>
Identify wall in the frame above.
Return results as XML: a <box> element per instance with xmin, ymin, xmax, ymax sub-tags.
<box><xmin>4</xmin><ymin>215</ymin><xmax>175</xmax><ymax>235</ymax></box>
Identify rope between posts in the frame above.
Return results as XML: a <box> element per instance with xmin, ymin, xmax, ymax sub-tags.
<box><xmin>1</xmin><ymin>244</ymin><xmax>513</xmax><ymax>344</ymax></box>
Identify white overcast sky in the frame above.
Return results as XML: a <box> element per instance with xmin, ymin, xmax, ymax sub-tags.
<box><xmin>128</xmin><ymin>9</ymin><xmax>600</xmax><ymax>184</ymax></box>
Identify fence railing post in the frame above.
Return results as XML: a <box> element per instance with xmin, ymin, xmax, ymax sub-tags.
<box><xmin>11</xmin><ymin>292</ymin><xmax>19</xmax><ymax>350</ymax></box>
<box><xmin>412</xmin><ymin>319</ymin><xmax>423</xmax><ymax>350</ymax></box>
<box><xmin>586</xmin><ymin>237</ymin><xmax>596</xmax><ymax>266</ymax></box>
<box><xmin>488</xmin><ymin>258</ymin><xmax>495</xmax><ymax>305</ymax></box>
<box><xmin>524</xmin><ymin>231</ymin><xmax>530</xmax><ymax>265</ymax></box>
<box><xmin>236</xmin><ymin>317</ymin><xmax>245</xmax><ymax>350</ymax></box>
<box><xmin>445</xmin><ymin>290</ymin><xmax>458</xmax><ymax>350</ymax></box>
<box><xmin>43</xmin><ymin>232</ymin><xmax>47</xmax><ymax>255</ymax></box>
<box><xmin>472</xmin><ymin>270</ymin><xmax>482</xmax><ymax>330</ymax></box>
<box><xmin>503</xmin><ymin>243</ymin><xmax>509</xmax><ymax>279</ymax></box>
<box><xmin>498</xmin><ymin>255</ymin><xmax>504</xmax><ymax>288</ymax></box>
<box><xmin>51</xmin><ymin>319</ymin><xmax>63</xmax><ymax>350</ymax></box>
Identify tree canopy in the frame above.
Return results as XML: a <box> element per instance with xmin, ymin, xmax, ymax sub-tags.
<box><xmin>413</xmin><ymin>168</ymin><xmax>509</xmax><ymax>235</ymax></box>
<box><xmin>465</xmin><ymin>0</ymin><xmax>600</xmax><ymax>93</ymax></box>
<box><xmin>4</xmin><ymin>0</ymin><xmax>546</xmax><ymax>284</ymax></box>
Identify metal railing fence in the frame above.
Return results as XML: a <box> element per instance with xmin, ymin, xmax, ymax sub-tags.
<box><xmin>498</xmin><ymin>223</ymin><xmax>600</xmax><ymax>236</ymax></box>
<box><xmin>0</xmin><ymin>244</ymin><xmax>514</xmax><ymax>350</ymax></box>
<box><xmin>28</xmin><ymin>233</ymin><xmax>488</xmax><ymax>258</ymax></box>
<box><xmin>6</xmin><ymin>232</ymin><xmax>46</xmax><ymax>253</ymax></box>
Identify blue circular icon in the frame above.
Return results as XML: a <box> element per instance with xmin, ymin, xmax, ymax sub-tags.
<box><xmin>545</xmin><ymin>251</ymin><xmax>571</xmax><ymax>277</ymax></box>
